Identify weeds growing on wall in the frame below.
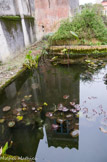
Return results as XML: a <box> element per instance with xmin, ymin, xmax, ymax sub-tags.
<box><xmin>49</xmin><ymin>6</ymin><xmax>107</xmax><ymax>45</ymax></box>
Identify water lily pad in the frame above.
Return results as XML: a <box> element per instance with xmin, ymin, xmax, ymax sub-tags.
<box><xmin>70</xmin><ymin>102</ymin><xmax>75</xmax><ymax>106</ymax></box>
<box><xmin>52</xmin><ymin>124</ymin><xmax>59</xmax><ymax>130</ymax></box>
<box><xmin>43</xmin><ymin>102</ymin><xmax>48</xmax><ymax>106</ymax></box>
<box><xmin>17</xmin><ymin>116</ymin><xmax>23</xmax><ymax>121</ymax></box>
<box><xmin>21</xmin><ymin>102</ymin><xmax>27</xmax><ymax>108</ymax></box>
<box><xmin>57</xmin><ymin>118</ymin><xmax>64</xmax><ymax>124</ymax></box>
<box><xmin>24</xmin><ymin>95</ymin><xmax>32</xmax><ymax>101</ymax></box>
<box><xmin>74</xmin><ymin>104</ymin><xmax>81</xmax><ymax>111</ymax></box>
<box><xmin>62</xmin><ymin>107</ymin><xmax>69</xmax><ymax>112</ymax></box>
<box><xmin>58</xmin><ymin>104</ymin><xmax>63</xmax><ymax>111</ymax></box>
<box><xmin>22</xmin><ymin>108</ymin><xmax>27</xmax><ymax>111</ymax></box>
<box><xmin>70</xmin><ymin>109</ymin><xmax>77</xmax><ymax>113</ymax></box>
<box><xmin>99</xmin><ymin>127</ymin><xmax>107</xmax><ymax>133</ymax></box>
<box><xmin>46</xmin><ymin>112</ymin><xmax>53</xmax><ymax>118</ymax></box>
<box><xmin>66</xmin><ymin>114</ymin><xmax>72</xmax><ymax>118</ymax></box>
<box><xmin>32</xmin><ymin>107</ymin><xmax>36</xmax><ymax>111</ymax></box>
<box><xmin>8</xmin><ymin>121</ymin><xmax>15</xmax><ymax>128</ymax></box>
<box><xmin>0</xmin><ymin>119</ymin><xmax>5</xmax><ymax>124</ymax></box>
<box><xmin>76</xmin><ymin>113</ymin><xmax>79</xmax><ymax>118</ymax></box>
<box><xmin>17</xmin><ymin>108</ymin><xmax>22</xmax><ymax>112</ymax></box>
<box><xmin>63</xmin><ymin>95</ymin><xmax>70</xmax><ymax>99</ymax></box>
<box><xmin>70</xmin><ymin>130</ymin><xmax>79</xmax><ymax>138</ymax></box>
<box><xmin>37</xmin><ymin>107</ymin><xmax>42</xmax><ymax>111</ymax></box>
<box><xmin>3</xmin><ymin>106</ymin><xmax>11</xmax><ymax>112</ymax></box>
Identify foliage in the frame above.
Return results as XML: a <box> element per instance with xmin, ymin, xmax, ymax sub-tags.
<box><xmin>50</xmin><ymin>6</ymin><xmax>107</xmax><ymax>44</ymax></box>
<box><xmin>0</xmin><ymin>142</ymin><xmax>8</xmax><ymax>156</ymax></box>
<box><xmin>24</xmin><ymin>51</ymin><xmax>41</xmax><ymax>69</ymax></box>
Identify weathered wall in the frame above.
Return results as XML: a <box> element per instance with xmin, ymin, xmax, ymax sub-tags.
<box><xmin>0</xmin><ymin>0</ymin><xmax>36</xmax><ymax>62</ymax></box>
<box><xmin>35</xmin><ymin>0</ymin><xmax>79</xmax><ymax>40</ymax></box>
<box><xmin>102</xmin><ymin>1</ymin><xmax>107</xmax><ymax>15</ymax></box>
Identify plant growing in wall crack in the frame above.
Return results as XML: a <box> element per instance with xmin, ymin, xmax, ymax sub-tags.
<box><xmin>24</xmin><ymin>51</ymin><xmax>40</xmax><ymax>69</ymax></box>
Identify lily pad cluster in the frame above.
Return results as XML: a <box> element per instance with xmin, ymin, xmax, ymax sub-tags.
<box><xmin>45</xmin><ymin>95</ymin><xmax>80</xmax><ymax>138</ymax></box>
<box><xmin>85</xmin><ymin>59</ymin><xmax>105</xmax><ymax>71</ymax></box>
<box><xmin>0</xmin><ymin>95</ymin><xmax>48</xmax><ymax>129</ymax></box>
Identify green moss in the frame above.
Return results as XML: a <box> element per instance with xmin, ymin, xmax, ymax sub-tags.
<box><xmin>24</xmin><ymin>15</ymin><xmax>35</xmax><ymax>20</ymax></box>
<box><xmin>0</xmin><ymin>16</ymin><xmax>21</xmax><ymax>20</ymax></box>
<box><xmin>1</xmin><ymin>18</ymin><xmax>22</xmax><ymax>35</ymax></box>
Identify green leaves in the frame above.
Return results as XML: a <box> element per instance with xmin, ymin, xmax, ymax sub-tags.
<box><xmin>70</xmin><ymin>31</ymin><xmax>78</xmax><ymax>39</ymax></box>
<box><xmin>24</xmin><ymin>51</ymin><xmax>41</xmax><ymax>69</ymax></box>
<box><xmin>50</xmin><ymin>5</ymin><xmax>107</xmax><ymax>44</ymax></box>
<box><xmin>1</xmin><ymin>142</ymin><xmax>8</xmax><ymax>155</ymax></box>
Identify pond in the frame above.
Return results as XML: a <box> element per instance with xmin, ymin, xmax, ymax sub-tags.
<box><xmin>0</xmin><ymin>62</ymin><xmax>107</xmax><ymax>162</ymax></box>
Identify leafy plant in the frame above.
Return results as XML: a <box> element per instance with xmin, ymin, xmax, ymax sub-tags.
<box><xmin>0</xmin><ymin>142</ymin><xmax>8</xmax><ymax>156</ymax></box>
<box><xmin>50</xmin><ymin>5</ymin><xmax>107</xmax><ymax>45</ymax></box>
<box><xmin>24</xmin><ymin>51</ymin><xmax>41</xmax><ymax>69</ymax></box>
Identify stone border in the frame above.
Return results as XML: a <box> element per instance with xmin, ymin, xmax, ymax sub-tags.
<box><xmin>48</xmin><ymin>45</ymin><xmax>107</xmax><ymax>54</ymax></box>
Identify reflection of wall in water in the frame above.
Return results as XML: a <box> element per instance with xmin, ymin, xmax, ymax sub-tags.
<box><xmin>40</xmin><ymin>65</ymin><xmax>80</xmax><ymax>106</ymax></box>
<box><xmin>45</xmin><ymin>116</ymin><xmax>79</xmax><ymax>150</ymax></box>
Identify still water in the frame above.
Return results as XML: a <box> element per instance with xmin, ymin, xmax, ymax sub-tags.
<box><xmin>0</xmin><ymin>63</ymin><xmax>107</xmax><ymax>162</ymax></box>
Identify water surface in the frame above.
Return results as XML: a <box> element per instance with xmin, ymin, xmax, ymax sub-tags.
<box><xmin>0</xmin><ymin>63</ymin><xmax>107</xmax><ymax>162</ymax></box>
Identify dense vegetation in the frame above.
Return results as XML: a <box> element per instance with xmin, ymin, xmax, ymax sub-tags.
<box><xmin>50</xmin><ymin>5</ymin><xmax>107</xmax><ymax>45</ymax></box>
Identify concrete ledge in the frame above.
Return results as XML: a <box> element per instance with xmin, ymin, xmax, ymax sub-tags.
<box><xmin>48</xmin><ymin>45</ymin><xmax>107</xmax><ymax>51</ymax></box>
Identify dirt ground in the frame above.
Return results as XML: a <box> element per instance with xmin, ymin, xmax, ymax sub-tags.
<box><xmin>0</xmin><ymin>41</ymin><xmax>44</xmax><ymax>89</ymax></box>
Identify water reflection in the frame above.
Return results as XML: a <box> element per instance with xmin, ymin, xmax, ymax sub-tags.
<box><xmin>0</xmin><ymin>63</ymin><xmax>107</xmax><ymax>162</ymax></box>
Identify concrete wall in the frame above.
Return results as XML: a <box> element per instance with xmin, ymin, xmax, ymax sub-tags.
<box><xmin>35</xmin><ymin>0</ymin><xmax>79</xmax><ymax>40</ymax></box>
<box><xmin>0</xmin><ymin>0</ymin><xmax>36</xmax><ymax>62</ymax></box>
<box><xmin>102</xmin><ymin>1</ymin><xmax>107</xmax><ymax>15</ymax></box>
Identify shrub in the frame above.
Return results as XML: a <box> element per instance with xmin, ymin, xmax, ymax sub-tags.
<box><xmin>50</xmin><ymin>6</ymin><xmax>107</xmax><ymax>44</ymax></box>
